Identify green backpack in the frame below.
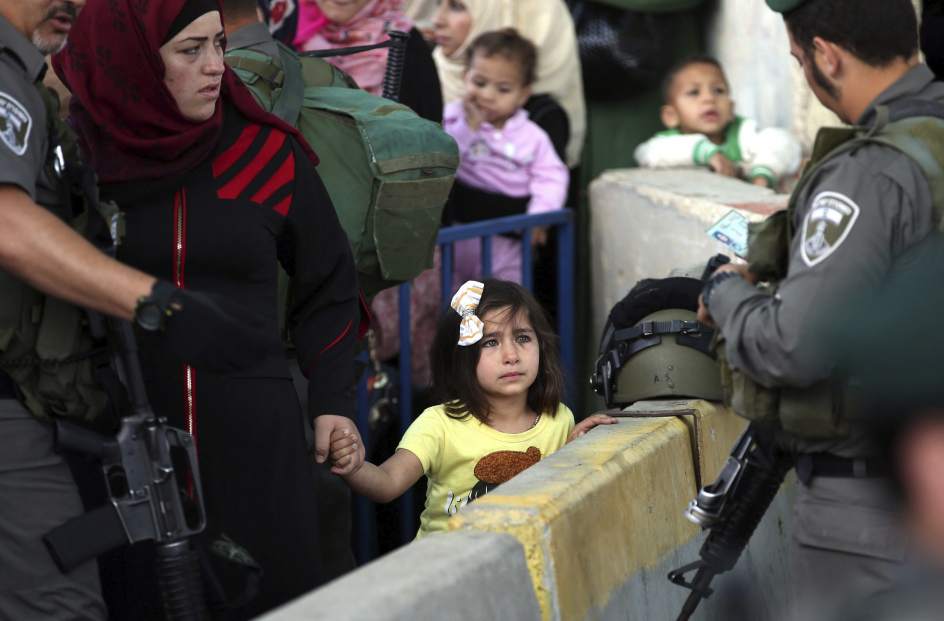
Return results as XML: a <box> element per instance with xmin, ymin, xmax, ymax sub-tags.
<box><xmin>225</xmin><ymin>41</ymin><xmax>458</xmax><ymax>298</ymax></box>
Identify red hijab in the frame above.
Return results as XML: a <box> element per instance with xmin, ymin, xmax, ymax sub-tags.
<box><xmin>52</xmin><ymin>0</ymin><xmax>317</xmax><ymax>184</ymax></box>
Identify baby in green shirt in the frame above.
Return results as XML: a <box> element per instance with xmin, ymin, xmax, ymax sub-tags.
<box><xmin>635</xmin><ymin>56</ymin><xmax>801</xmax><ymax>188</ymax></box>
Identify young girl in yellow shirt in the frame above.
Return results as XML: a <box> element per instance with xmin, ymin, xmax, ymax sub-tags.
<box><xmin>329</xmin><ymin>279</ymin><xmax>615</xmax><ymax>536</ymax></box>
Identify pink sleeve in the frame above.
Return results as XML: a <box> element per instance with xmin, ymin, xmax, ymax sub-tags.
<box><xmin>442</xmin><ymin>101</ymin><xmax>477</xmax><ymax>153</ymax></box>
<box><xmin>526</xmin><ymin>130</ymin><xmax>569</xmax><ymax>214</ymax></box>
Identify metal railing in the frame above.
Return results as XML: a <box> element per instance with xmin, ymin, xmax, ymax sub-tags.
<box><xmin>352</xmin><ymin>210</ymin><xmax>576</xmax><ymax>562</ymax></box>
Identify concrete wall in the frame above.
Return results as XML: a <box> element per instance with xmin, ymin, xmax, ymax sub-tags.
<box><xmin>261</xmin><ymin>400</ymin><xmax>795</xmax><ymax>621</ymax></box>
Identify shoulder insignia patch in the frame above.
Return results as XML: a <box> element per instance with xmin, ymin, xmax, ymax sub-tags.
<box><xmin>0</xmin><ymin>91</ymin><xmax>32</xmax><ymax>156</ymax></box>
<box><xmin>800</xmin><ymin>191</ymin><xmax>861</xmax><ymax>267</ymax></box>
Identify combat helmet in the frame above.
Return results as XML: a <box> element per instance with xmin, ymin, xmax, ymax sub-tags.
<box><xmin>591</xmin><ymin>276</ymin><xmax>722</xmax><ymax>408</ymax></box>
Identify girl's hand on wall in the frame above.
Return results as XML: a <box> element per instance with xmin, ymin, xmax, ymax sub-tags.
<box><xmin>567</xmin><ymin>414</ymin><xmax>618</xmax><ymax>443</ymax></box>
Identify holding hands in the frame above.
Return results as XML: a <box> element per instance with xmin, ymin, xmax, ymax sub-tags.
<box><xmin>314</xmin><ymin>415</ymin><xmax>365</xmax><ymax>476</ymax></box>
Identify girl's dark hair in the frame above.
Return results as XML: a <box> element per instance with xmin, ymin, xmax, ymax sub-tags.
<box><xmin>464</xmin><ymin>28</ymin><xmax>538</xmax><ymax>87</ymax></box>
<box><xmin>785</xmin><ymin>0</ymin><xmax>918</xmax><ymax>67</ymax></box>
<box><xmin>430</xmin><ymin>279</ymin><xmax>564</xmax><ymax>423</ymax></box>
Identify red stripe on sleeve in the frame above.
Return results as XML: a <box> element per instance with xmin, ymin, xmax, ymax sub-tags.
<box><xmin>272</xmin><ymin>195</ymin><xmax>292</xmax><ymax>216</ymax></box>
<box><xmin>212</xmin><ymin>125</ymin><xmax>261</xmax><ymax>178</ymax></box>
<box><xmin>320</xmin><ymin>319</ymin><xmax>353</xmax><ymax>356</ymax></box>
<box><xmin>217</xmin><ymin>130</ymin><xmax>287</xmax><ymax>199</ymax></box>
<box><xmin>251</xmin><ymin>151</ymin><xmax>295</xmax><ymax>205</ymax></box>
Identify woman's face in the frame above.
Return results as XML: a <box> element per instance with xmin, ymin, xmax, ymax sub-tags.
<box><xmin>316</xmin><ymin>0</ymin><xmax>373</xmax><ymax>25</ymax></box>
<box><xmin>159</xmin><ymin>11</ymin><xmax>226</xmax><ymax>123</ymax></box>
<box><xmin>433</xmin><ymin>0</ymin><xmax>471</xmax><ymax>58</ymax></box>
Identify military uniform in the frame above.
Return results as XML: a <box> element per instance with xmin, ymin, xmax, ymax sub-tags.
<box><xmin>706</xmin><ymin>64</ymin><xmax>944</xmax><ymax>618</ymax></box>
<box><xmin>0</xmin><ymin>14</ymin><xmax>106</xmax><ymax>620</ymax></box>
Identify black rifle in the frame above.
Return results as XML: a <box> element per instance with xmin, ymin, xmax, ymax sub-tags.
<box><xmin>667</xmin><ymin>425</ymin><xmax>792</xmax><ymax>621</ymax></box>
<box><xmin>44</xmin><ymin>205</ymin><xmax>210</xmax><ymax>620</ymax></box>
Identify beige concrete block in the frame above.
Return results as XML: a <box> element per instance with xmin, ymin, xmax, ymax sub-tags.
<box><xmin>450</xmin><ymin>416</ymin><xmax>701</xmax><ymax>620</ymax></box>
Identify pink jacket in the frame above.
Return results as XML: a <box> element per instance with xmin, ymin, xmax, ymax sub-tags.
<box><xmin>443</xmin><ymin>101</ymin><xmax>568</xmax><ymax>214</ymax></box>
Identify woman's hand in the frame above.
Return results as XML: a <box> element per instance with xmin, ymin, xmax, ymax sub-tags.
<box><xmin>567</xmin><ymin>414</ymin><xmax>618</xmax><ymax>443</ymax></box>
<box><xmin>531</xmin><ymin>226</ymin><xmax>549</xmax><ymax>247</ymax></box>
<box><xmin>314</xmin><ymin>415</ymin><xmax>365</xmax><ymax>475</ymax></box>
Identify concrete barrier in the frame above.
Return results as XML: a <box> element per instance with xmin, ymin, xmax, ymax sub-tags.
<box><xmin>258</xmin><ymin>530</ymin><xmax>541</xmax><ymax>621</ymax></box>
<box><xmin>262</xmin><ymin>400</ymin><xmax>795</xmax><ymax>621</ymax></box>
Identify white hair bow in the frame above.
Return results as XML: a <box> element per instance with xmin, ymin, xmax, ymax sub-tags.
<box><xmin>450</xmin><ymin>280</ymin><xmax>485</xmax><ymax>347</ymax></box>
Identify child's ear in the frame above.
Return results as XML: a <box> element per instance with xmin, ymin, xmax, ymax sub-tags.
<box><xmin>660</xmin><ymin>104</ymin><xmax>680</xmax><ymax>129</ymax></box>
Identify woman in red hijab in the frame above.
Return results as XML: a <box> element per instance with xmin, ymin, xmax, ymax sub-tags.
<box><xmin>54</xmin><ymin>1</ymin><xmax>362</xmax><ymax>618</ymax></box>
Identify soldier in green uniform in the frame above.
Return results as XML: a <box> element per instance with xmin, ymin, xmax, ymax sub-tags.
<box><xmin>0</xmin><ymin>1</ymin><xmax>270</xmax><ymax>618</ymax></box>
<box><xmin>697</xmin><ymin>0</ymin><xmax>944</xmax><ymax>617</ymax></box>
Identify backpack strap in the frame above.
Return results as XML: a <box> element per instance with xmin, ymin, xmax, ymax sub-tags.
<box><xmin>271</xmin><ymin>42</ymin><xmax>305</xmax><ymax>127</ymax></box>
<box><xmin>226</xmin><ymin>53</ymin><xmax>283</xmax><ymax>86</ymax></box>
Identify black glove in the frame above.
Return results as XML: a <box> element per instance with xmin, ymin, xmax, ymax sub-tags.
<box><xmin>134</xmin><ymin>280</ymin><xmax>271</xmax><ymax>373</ymax></box>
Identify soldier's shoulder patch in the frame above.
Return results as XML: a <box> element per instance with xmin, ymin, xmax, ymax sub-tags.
<box><xmin>0</xmin><ymin>91</ymin><xmax>31</xmax><ymax>156</ymax></box>
<box><xmin>801</xmin><ymin>191</ymin><xmax>861</xmax><ymax>267</ymax></box>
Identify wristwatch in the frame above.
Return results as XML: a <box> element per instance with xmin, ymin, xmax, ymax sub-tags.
<box><xmin>133</xmin><ymin>281</ymin><xmax>177</xmax><ymax>331</ymax></box>
<box><xmin>701</xmin><ymin>271</ymin><xmax>742</xmax><ymax>312</ymax></box>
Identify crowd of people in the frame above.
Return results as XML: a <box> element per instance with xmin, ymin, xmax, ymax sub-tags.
<box><xmin>2</xmin><ymin>0</ymin><xmax>944</xmax><ymax>620</ymax></box>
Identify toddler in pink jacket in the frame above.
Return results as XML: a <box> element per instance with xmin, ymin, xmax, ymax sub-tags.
<box><xmin>443</xmin><ymin>28</ymin><xmax>569</xmax><ymax>285</ymax></box>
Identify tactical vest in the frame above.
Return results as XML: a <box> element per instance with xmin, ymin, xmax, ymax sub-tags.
<box><xmin>717</xmin><ymin>99</ymin><xmax>944</xmax><ymax>439</ymax></box>
<box><xmin>0</xmin><ymin>85</ymin><xmax>113</xmax><ymax>430</ymax></box>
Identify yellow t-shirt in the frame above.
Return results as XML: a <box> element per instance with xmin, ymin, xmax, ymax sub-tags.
<box><xmin>398</xmin><ymin>403</ymin><xmax>575</xmax><ymax>537</ymax></box>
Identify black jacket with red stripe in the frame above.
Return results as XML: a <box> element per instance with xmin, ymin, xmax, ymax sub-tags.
<box><xmin>104</xmin><ymin>104</ymin><xmax>358</xmax><ymax>423</ymax></box>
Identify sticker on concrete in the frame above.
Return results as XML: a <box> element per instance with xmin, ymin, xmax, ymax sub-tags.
<box><xmin>0</xmin><ymin>91</ymin><xmax>31</xmax><ymax>156</ymax></box>
<box><xmin>801</xmin><ymin>191</ymin><xmax>860</xmax><ymax>267</ymax></box>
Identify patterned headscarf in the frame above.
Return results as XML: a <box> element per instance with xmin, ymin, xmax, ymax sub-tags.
<box><xmin>295</xmin><ymin>0</ymin><xmax>413</xmax><ymax>95</ymax></box>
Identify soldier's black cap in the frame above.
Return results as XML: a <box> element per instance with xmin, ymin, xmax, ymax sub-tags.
<box><xmin>765</xmin><ymin>0</ymin><xmax>811</xmax><ymax>12</ymax></box>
